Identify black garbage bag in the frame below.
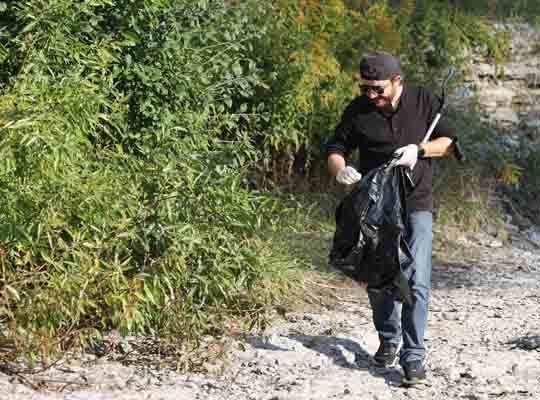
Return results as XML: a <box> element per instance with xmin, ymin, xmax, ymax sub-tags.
<box><xmin>329</xmin><ymin>161</ymin><xmax>415</xmax><ymax>305</ymax></box>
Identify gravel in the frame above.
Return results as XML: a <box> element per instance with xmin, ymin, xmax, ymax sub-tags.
<box><xmin>2</xmin><ymin>233</ymin><xmax>540</xmax><ymax>400</ymax></box>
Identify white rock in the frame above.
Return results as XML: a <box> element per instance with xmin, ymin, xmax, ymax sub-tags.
<box><xmin>526</xmin><ymin>230</ymin><xmax>540</xmax><ymax>246</ymax></box>
<box><xmin>523</xmin><ymin>120</ymin><xmax>540</xmax><ymax>129</ymax></box>
<box><xmin>511</xmin><ymin>362</ymin><xmax>540</xmax><ymax>382</ymax></box>
<box><xmin>474</xmin><ymin>63</ymin><xmax>496</xmax><ymax>77</ymax></box>
<box><xmin>477</xmin><ymin>87</ymin><xmax>515</xmax><ymax>103</ymax></box>
<box><xmin>502</xmin><ymin>63</ymin><xmax>540</xmax><ymax>80</ymax></box>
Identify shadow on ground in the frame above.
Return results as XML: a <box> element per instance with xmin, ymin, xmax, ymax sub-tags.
<box><xmin>249</xmin><ymin>334</ymin><xmax>403</xmax><ymax>386</ymax></box>
<box><xmin>431</xmin><ymin>259</ymin><xmax>477</xmax><ymax>290</ymax></box>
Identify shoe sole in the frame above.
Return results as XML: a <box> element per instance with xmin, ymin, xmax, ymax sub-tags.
<box><xmin>401</xmin><ymin>377</ymin><xmax>427</xmax><ymax>387</ymax></box>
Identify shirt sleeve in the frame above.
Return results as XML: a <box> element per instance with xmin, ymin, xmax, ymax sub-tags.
<box><xmin>326</xmin><ymin>101</ymin><xmax>358</xmax><ymax>158</ymax></box>
<box><xmin>424</xmin><ymin>89</ymin><xmax>457</xmax><ymax>142</ymax></box>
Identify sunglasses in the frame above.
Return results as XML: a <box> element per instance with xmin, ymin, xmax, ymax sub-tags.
<box><xmin>359</xmin><ymin>82</ymin><xmax>390</xmax><ymax>95</ymax></box>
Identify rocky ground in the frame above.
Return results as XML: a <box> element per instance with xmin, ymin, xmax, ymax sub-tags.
<box><xmin>2</xmin><ymin>229</ymin><xmax>540</xmax><ymax>400</ymax></box>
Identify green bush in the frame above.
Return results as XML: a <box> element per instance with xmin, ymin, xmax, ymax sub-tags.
<box><xmin>0</xmin><ymin>0</ymin><xmax>293</xmax><ymax>359</ymax></box>
<box><xmin>431</xmin><ymin>0</ymin><xmax>540</xmax><ymax>22</ymax></box>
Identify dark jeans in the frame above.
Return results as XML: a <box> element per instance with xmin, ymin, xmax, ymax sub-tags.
<box><xmin>367</xmin><ymin>211</ymin><xmax>433</xmax><ymax>364</ymax></box>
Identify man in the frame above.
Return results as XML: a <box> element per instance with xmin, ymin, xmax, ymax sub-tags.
<box><xmin>326</xmin><ymin>51</ymin><xmax>456</xmax><ymax>386</ymax></box>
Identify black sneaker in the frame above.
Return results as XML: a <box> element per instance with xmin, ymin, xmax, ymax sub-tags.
<box><xmin>401</xmin><ymin>360</ymin><xmax>427</xmax><ymax>386</ymax></box>
<box><xmin>373</xmin><ymin>341</ymin><xmax>398</xmax><ymax>366</ymax></box>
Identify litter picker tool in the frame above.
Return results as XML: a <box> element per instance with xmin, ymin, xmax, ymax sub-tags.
<box><xmin>421</xmin><ymin>67</ymin><xmax>465</xmax><ymax>161</ymax></box>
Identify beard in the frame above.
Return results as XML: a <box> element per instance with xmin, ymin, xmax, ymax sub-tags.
<box><xmin>368</xmin><ymin>86</ymin><xmax>398</xmax><ymax>111</ymax></box>
<box><xmin>370</xmin><ymin>93</ymin><xmax>394</xmax><ymax>109</ymax></box>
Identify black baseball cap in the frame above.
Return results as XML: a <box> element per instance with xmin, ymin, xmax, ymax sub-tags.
<box><xmin>359</xmin><ymin>51</ymin><xmax>401</xmax><ymax>81</ymax></box>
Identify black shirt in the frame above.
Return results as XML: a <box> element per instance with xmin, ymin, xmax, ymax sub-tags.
<box><xmin>326</xmin><ymin>84</ymin><xmax>456</xmax><ymax>212</ymax></box>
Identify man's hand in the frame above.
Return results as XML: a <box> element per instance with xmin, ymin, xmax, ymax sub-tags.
<box><xmin>336</xmin><ymin>166</ymin><xmax>362</xmax><ymax>185</ymax></box>
<box><xmin>393</xmin><ymin>144</ymin><xmax>419</xmax><ymax>170</ymax></box>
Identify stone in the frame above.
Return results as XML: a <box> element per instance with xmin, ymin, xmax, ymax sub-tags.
<box><xmin>477</xmin><ymin>87</ymin><xmax>515</xmax><ymax>104</ymax></box>
<box><xmin>454</xmin><ymin>23</ymin><xmax>540</xmax><ymax>133</ymax></box>
<box><xmin>463</xmin><ymin>394</ymin><xmax>488</xmax><ymax>400</ymax></box>
<box><xmin>501</xmin><ymin>63</ymin><xmax>539</xmax><ymax>80</ymax></box>
<box><xmin>505</xmin><ymin>223</ymin><xmax>519</xmax><ymax>233</ymax></box>
<box><xmin>474</xmin><ymin>63</ymin><xmax>496</xmax><ymax>78</ymax></box>
<box><xmin>446</xmin><ymin>367</ymin><xmax>462</xmax><ymax>382</ymax></box>
<box><xmin>526</xmin><ymin>229</ymin><xmax>540</xmax><ymax>247</ymax></box>
<box><xmin>118</xmin><ymin>340</ymin><xmax>133</xmax><ymax>354</ymax></box>
<box><xmin>487</xmin><ymin>239</ymin><xmax>503</xmax><ymax>248</ymax></box>
<box><xmin>523</xmin><ymin>119</ymin><xmax>540</xmax><ymax>130</ymax></box>
<box><xmin>373</xmin><ymin>393</ymin><xmax>394</xmax><ymax>400</ymax></box>
<box><xmin>486</xmin><ymin>224</ymin><xmax>498</xmax><ymax>237</ymax></box>
<box><xmin>494</xmin><ymin>108</ymin><xmax>520</xmax><ymax>124</ymax></box>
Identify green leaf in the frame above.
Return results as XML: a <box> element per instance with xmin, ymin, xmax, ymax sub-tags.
<box><xmin>5</xmin><ymin>285</ymin><xmax>20</xmax><ymax>301</ymax></box>
<box><xmin>232</xmin><ymin>61</ymin><xmax>242</xmax><ymax>77</ymax></box>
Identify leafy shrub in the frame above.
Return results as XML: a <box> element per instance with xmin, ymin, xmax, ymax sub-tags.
<box><xmin>0</xmin><ymin>0</ymin><xmax>292</xmax><ymax>359</ymax></box>
<box><xmin>506</xmin><ymin>150</ymin><xmax>540</xmax><ymax>225</ymax></box>
<box><xmin>431</xmin><ymin>0</ymin><xmax>540</xmax><ymax>22</ymax></box>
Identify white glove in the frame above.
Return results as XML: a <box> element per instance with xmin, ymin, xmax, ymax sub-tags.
<box><xmin>336</xmin><ymin>166</ymin><xmax>362</xmax><ymax>185</ymax></box>
<box><xmin>393</xmin><ymin>144</ymin><xmax>419</xmax><ymax>170</ymax></box>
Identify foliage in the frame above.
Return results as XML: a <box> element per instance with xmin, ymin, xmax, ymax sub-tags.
<box><xmin>432</xmin><ymin>106</ymin><xmax>539</xmax><ymax>234</ymax></box>
<box><xmin>431</xmin><ymin>110</ymin><xmax>496</xmax><ymax>230</ymax></box>
<box><xmin>0</xmin><ymin>0</ymin><xmax>294</xmax><ymax>361</ymax></box>
<box><xmin>432</xmin><ymin>0</ymin><xmax>540</xmax><ymax>23</ymax></box>
<box><xmin>521</xmin><ymin>151</ymin><xmax>540</xmax><ymax>223</ymax></box>
<box><xmin>507</xmin><ymin>150</ymin><xmax>540</xmax><ymax>226</ymax></box>
<box><xmin>498</xmin><ymin>162</ymin><xmax>523</xmax><ymax>187</ymax></box>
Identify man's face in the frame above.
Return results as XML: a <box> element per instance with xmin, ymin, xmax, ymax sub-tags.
<box><xmin>359</xmin><ymin>76</ymin><xmax>401</xmax><ymax>108</ymax></box>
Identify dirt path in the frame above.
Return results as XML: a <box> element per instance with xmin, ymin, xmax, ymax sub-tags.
<box><xmin>3</xmin><ymin>234</ymin><xmax>540</xmax><ymax>400</ymax></box>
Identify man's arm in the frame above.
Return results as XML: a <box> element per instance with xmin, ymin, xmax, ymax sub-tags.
<box><xmin>328</xmin><ymin>153</ymin><xmax>346</xmax><ymax>178</ymax></box>
<box><xmin>328</xmin><ymin>153</ymin><xmax>362</xmax><ymax>185</ymax></box>
<box><xmin>327</xmin><ymin>102</ymin><xmax>362</xmax><ymax>184</ymax></box>
<box><xmin>394</xmin><ymin>136</ymin><xmax>455</xmax><ymax>169</ymax></box>
<box><xmin>419</xmin><ymin>137</ymin><xmax>454</xmax><ymax>158</ymax></box>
